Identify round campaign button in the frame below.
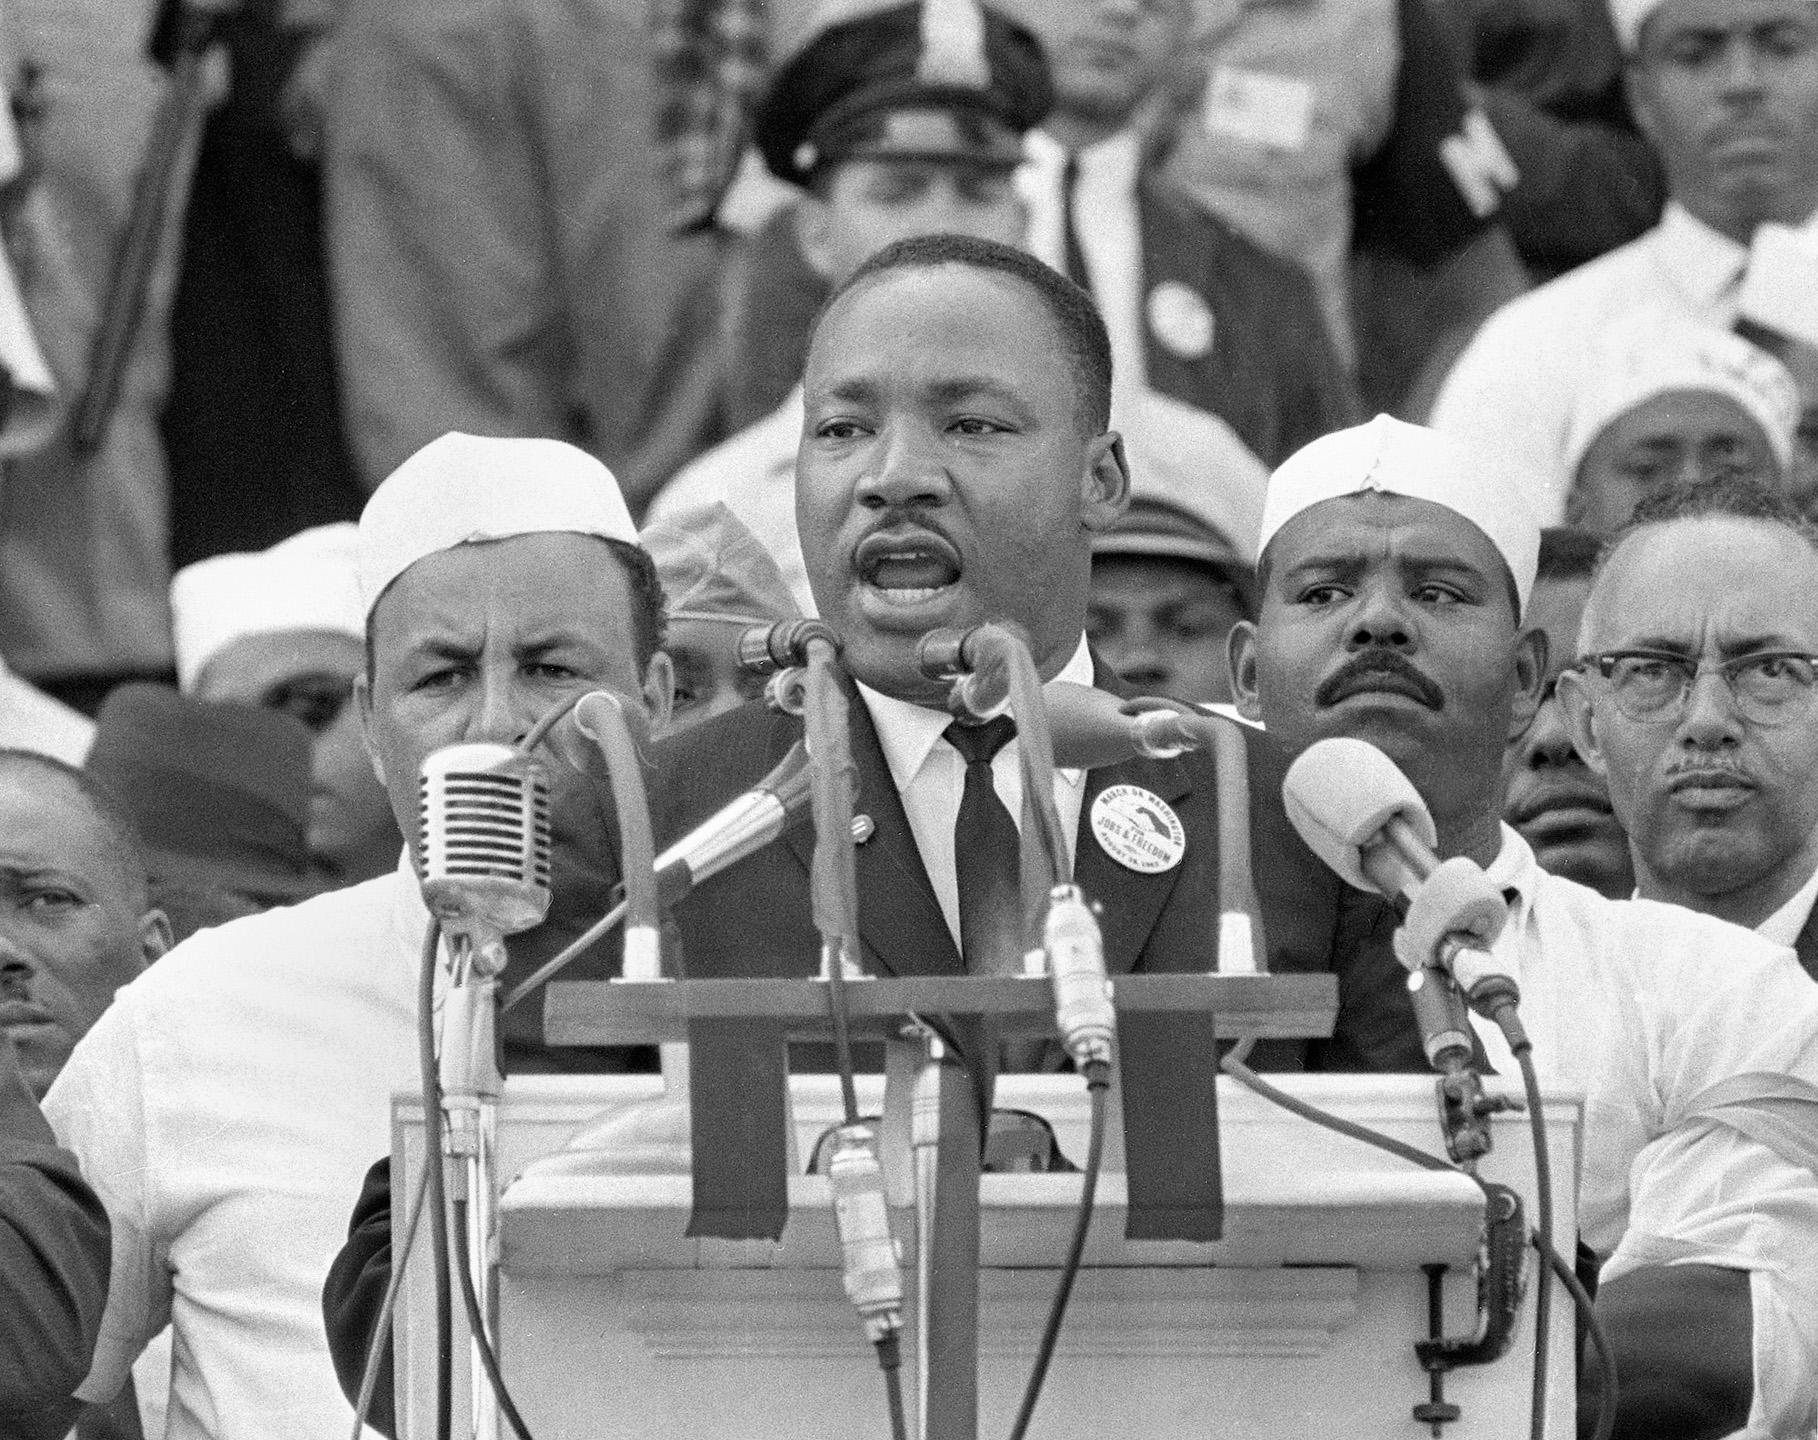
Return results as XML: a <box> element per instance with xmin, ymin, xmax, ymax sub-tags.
<box><xmin>1090</xmin><ymin>784</ymin><xmax>1186</xmax><ymax>874</ymax></box>
<box><xmin>1145</xmin><ymin>280</ymin><xmax>1216</xmax><ymax>361</ymax></box>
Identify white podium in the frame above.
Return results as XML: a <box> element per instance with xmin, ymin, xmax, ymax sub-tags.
<box><xmin>391</xmin><ymin>1072</ymin><xmax>1581</xmax><ymax>1440</ymax></box>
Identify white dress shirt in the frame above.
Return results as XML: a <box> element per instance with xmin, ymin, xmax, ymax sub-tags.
<box><xmin>857</xmin><ymin>635</ymin><xmax>1094</xmax><ymax>949</ymax></box>
<box><xmin>1430</xmin><ymin>202</ymin><xmax>1818</xmax><ymax>522</ymax></box>
<box><xmin>1756</xmin><ymin>856</ymin><xmax>1818</xmax><ymax>952</ymax></box>
<box><xmin>1021</xmin><ymin>127</ymin><xmax>1148</xmax><ymax>405</ymax></box>
<box><xmin>1464</xmin><ymin>824</ymin><xmax>1818</xmax><ymax>1435</ymax></box>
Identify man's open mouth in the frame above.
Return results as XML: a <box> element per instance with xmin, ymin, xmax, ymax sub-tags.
<box><xmin>854</xmin><ymin>531</ymin><xmax>962</xmax><ymax>606</ymax></box>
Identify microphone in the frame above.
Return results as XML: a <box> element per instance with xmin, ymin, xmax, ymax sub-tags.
<box><xmin>1044</xmin><ymin>683</ymin><xmax>1202</xmax><ymax>768</ymax></box>
<box><xmin>1044</xmin><ymin>884</ymin><xmax>1116</xmax><ymax>1070</ymax></box>
<box><xmin>1282</xmin><ymin>738</ymin><xmax>1520</xmax><ymax>1020</ymax></box>
<box><xmin>652</xmin><ymin>741</ymin><xmax>813</xmax><ymax>905</ymax></box>
<box><xmin>418</xmin><ymin>742</ymin><xmax>552</xmax><ymax>973</ymax></box>
<box><xmin>737</xmin><ymin>618</ymin><xmax>840</xmax><ymax>675</ymax></box>
<box><xmin>825</xmin><ymin>1123</ymin><xmax>905</xmax><ymax>1344</ymax></box>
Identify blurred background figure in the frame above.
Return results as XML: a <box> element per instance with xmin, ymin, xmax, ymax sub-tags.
<box><xmin>1431</xmin><ymin>0</ymin><xmax>1818</xmax><ymax>518</ymax></box>
<box><xmin>1562</xmin><ymin>315</ymin><xmax>1799</xmax><ymax>533</ymax></box>
<box><xmin>0</xmin><ymin>749</ymin><xmax>168</xmax><ymax>1100</ymax></box>
<box><xmin>642</xmin><ymin>503</ymin><xmax>799</xmax><ymax>734</ymax></box>
<box><xmin>0</xmin><ymin>657</ymin><xmax>93</xmax><ymax>764</ymax></box>
<box><xmin>1009</xmin><ymin>0</ymin><xmax>1358</xmax><ymax>465</ymax></box>
<box><xmin>1088</xmin><ymin>487</ymin><xmax>1254</xmax><ymax>706</ymax></box>
<box><xmin>169</xmin><ymin>522</ymin><xmax>400</xmax><ymax>887</ymax></box>
<box><xmin>84</xmin><ymin>683</ymin><xmax>318</xmax><ymax>940</ymax></box>
<box><xmin>322</xmin><ymin>0</ymin><xmax>722</xmax><ymax>512</ymax></box>
<box><xmin>1501</xmin><ymin>527</ymin><xmax>1634</xmax><ymax>898</ymax></box>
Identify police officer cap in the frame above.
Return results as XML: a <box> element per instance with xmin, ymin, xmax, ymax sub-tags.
<box><xmin>757</xmin><ymin>0</ymin><xmax>1052</xmax><ymax>187</ymax></box>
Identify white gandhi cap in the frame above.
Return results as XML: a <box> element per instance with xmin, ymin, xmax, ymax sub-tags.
<box><xmin>1259</xmin><ymin>414</ymin><xmax>1542</xmax><ymax>613</ymax></box>
<box><xmin>357</xmin><ymin>432</ymin><xmax>640</xmax><ymax>618</ymax></box>
<box><xmin>170</xmin><ymin>522</ymin><xmax>364</xmax><ymax>692</ymax></box>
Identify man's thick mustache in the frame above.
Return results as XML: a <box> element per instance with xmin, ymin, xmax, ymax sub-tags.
<box><xmin>1316</xmin><ymin>651</ymin><xmax>1445</xmax><ymax>710</ymax></box>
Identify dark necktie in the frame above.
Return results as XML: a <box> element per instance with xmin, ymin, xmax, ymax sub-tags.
<box><xmin>1060</xmin><ymin>151</ymin><xmax>1092</xmax><ymax>293</ymax></box>
<box><xmin>944</xmin><ymin>716</ymin><xmax>1022</xmax><ymax>976</ymax></box>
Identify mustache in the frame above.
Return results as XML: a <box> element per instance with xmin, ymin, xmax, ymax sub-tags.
<box><xmin>1316</xmin><ymin>650</ymin><xmax>1444</xmax><ymax>711</ymax></box>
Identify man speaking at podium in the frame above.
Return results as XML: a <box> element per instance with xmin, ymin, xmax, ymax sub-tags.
<box><xmin>1227</xmin><ymin>416</ymin><xmax>1818</xmax><ymax>1437</ymax></box>
<box><xmin>322</xmin><ymin>235</ymin><xmax>1394</xmax><ymax>1428</ymax></box>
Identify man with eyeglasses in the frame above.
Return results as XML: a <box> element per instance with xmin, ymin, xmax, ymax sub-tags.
<box><xmin>1560</xmin><ymin>474</ymin><xmax>1818</xmax><ymax>965</ymax></box>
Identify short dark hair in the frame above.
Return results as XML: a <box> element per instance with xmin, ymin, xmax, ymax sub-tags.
<box><xmin>809</xmin><ymin>233</ymin><xmax>1113</xmax><ymax>435</ymax></box>
<box><xmin>363</xmin><ymin>535</ymin><xmax>668</xmax><ymax>680</ymax></box>
<box><xmin>0</xmin><ymin>748</ymin><xmax>150</xmax><ymax>906</ymax></box>
<box><xmin>1536</xmin><ymin>526</ymin><xmax>1604</xmax><ymax>584</ymax></box>
<box><xmin>1601</xmin><ymin>474</ymin><xmax>1818</xmax><ymax>575</ymax></box>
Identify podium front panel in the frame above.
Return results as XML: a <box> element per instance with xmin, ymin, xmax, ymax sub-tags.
<box><xmin>393</xmin><ymin>1074</ymin><xmax>1581</xmax><ymax>1439</ymax></box>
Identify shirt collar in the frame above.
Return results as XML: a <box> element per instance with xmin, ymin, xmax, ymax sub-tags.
<box><xmin>1755</xmin><ymin>852</ymin><xmax>1818</xmax><ymax>947</ymax></box>
<box><xmin>858</xmin><ymin>633</ymin><xmax>1095</xmax><ymax>792</ymax></box>
<box><xmin>1652</xmin><ymin>201</ymin><xmax>1751</xmax><ymax>307</ymax></box>
<box><xmin>1024</xmin><ymin>126</ymin><xmax>1142</xmax><ymax>196</ymax></box>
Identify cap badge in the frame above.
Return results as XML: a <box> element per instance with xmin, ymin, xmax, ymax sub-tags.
<box><xmin>1090</xmin><ymin>784</ymin><xmax>1186</xmax><ymax>874</ymax></box>
<box><xmin>1146</xmin><ymin>281</ymin><xmax>1216</xmax><ymax>361</ymax></box>
<box><xmin>918</xmin><ymin>0</ymin><xmax>990</xmax><ymax>87</ymax></box>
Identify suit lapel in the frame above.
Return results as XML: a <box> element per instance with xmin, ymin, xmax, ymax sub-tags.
<box><xmin>783</xmin><ymin>688</ymin><xmax>961</xmax><ymax>977</ymax></box>
<box><xmin>1068</xmin><ymin>657</ymin><xmax>1201</xmax><ymax>973</ymax></box>
<box><xmin>1793</xmin><ymin>886</ymin><xmax>1818</xmax><ymax>984</ymax></box>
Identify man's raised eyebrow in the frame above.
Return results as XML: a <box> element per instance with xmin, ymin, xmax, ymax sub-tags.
<box><xmin>926</xmin><ymin>376</ymin><xmax>1029</xmax><ymax>408</ymax></box>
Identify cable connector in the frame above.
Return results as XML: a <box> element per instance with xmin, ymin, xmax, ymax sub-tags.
<box><xmin>826</xmin><ymin>1124</ymin><xmax>904</xmax><ymax>1344</ymax></box>
<box><xmin>1045</xmin><ymin>884</ymin><xmax>1116</xmax><ymax>1069</ymax></box>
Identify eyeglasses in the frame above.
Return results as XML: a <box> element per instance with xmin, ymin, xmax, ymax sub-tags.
<box><xmin>1575</xmin><ymin>650</ymin><xmax>1818</xmax><ymax>726</ymax></box>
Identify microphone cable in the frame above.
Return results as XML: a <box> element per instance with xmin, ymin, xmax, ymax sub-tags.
<box><xmin>451</xmin><ymin>1195</ymin><xmax>538</xmax><ymax>1439</ymax></box>
<box><xmin>498</xmin><ymin>899</ymin><xmax>627</xmax><ymax>1014</ymax></box>
<box><xmin>1219</xmin><ymin>1038</ymin><xmax>1615</xmax><ymax>1440</ymax></box>
<box><xmin>415</xmin><ymin>920</ymin><xmax>453</xmax><ymax>1440</ymax></box>
<box><xmin>1006</xmin><ymin>1057</ymin><xmax>1113</xmax><ymax>1440</ymax></box>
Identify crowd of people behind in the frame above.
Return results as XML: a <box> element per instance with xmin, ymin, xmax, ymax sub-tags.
<box><xmin>3</xmin><ymin>0</ymin><xmax>1818</xmax><ymax>1435</ymax></box>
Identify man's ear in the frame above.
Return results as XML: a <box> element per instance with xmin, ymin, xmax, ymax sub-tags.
<box><xmin>354</xmin><ymin>672</ymin><xmax>385</xmax><ymax>786</ymax></box>
<box><xmin>795</xmin><ymin>194</ymin><xmax>841</xmax><ymax>283</ymax></box>
<box><xmin>139</xmin><ymin>908</ymin><xmax>173</xmax><ymax>965</ymax></box>
<box><xmin>641</xmin><ymin>650</ymin><xmax>676</xmax><ymax>736</ymax></box>
<box><xmin>1080</xmin><ymin>432</ymin><xmax>1131</xmax><ymax>533</ymax></box>
<box><xmin>1508</xmin><ymin>626</ymin><xmax>1548</xmax><ymax>741</ymax></box>
<box><xmin>1555</xmin><ymin>669</ymin><xmax>1609</xmax><ymax>778</ymax></box>
<box><xmin>1228</xmin><ymin>620</ymin><xmax>1263</xmax><ymax>723</ymax></box>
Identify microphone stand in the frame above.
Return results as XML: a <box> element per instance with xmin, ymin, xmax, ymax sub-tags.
<box><xmin>438</xmin><ymin>928</ymin><xmax>505</xmax><ymax>1440</ymax></box>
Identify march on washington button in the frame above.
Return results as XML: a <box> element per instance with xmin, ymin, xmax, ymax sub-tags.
<box><xmin>1090</xmin><ymin>784</ymin><xmax>1186</xmax><ymax>874</ymax></box>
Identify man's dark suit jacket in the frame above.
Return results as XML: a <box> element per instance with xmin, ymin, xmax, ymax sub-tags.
<box><xmin>0</xmin><ymin>1031</ymin><xmax>111</xmax><ymax>1440</ymax></box>
<box><xmin>322</xmin><ymin>672</ymin><xmax>1416</xmax><ymax>1431</ymax></box>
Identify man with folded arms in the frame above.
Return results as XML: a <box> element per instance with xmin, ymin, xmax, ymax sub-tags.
<box><xmin>1229</xmin><ymin>415</ymin><xmax>1818</xmax><ymax>1435</ymax></box>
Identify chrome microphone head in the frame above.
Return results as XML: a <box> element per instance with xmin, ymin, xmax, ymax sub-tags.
<box><xmin>418</xmin><ymin>742</ymin><xmax>553</xmax><ymax>945</ymax></box>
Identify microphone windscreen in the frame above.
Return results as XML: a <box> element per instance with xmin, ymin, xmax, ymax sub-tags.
<box><xmin>1281</xmin><ymin>737</ymin><xmax>1436</xmax><ymax>890</ymax></box>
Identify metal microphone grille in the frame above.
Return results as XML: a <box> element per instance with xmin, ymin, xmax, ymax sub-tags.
<box><xmin>418</xmin><ymin>742</ymin><xmax>552</xmax><ymax>941</ymax></box>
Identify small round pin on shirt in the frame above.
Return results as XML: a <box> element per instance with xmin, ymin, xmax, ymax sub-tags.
<box><xmin>1146</xmin><ymin>280</ymin><xmax>1216</xmax><ymax>361</ymax></box>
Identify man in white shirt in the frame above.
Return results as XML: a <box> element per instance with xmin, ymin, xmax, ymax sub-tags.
<box><xmin>1430</xmin><ymin>0</ymin><xmax>1818</xmax><ymax>522</ymax></box>
<box><xmin>1560</xmin><ymin>475</ymin><xmax>1818</xmax><ymax>966</ymax></box>
<box><xmin>1230</xmin><ymin>415</ymin><xmax>1818</xmax><ymax>1436</ymax></box>
<box><xmin>44</xmin><ymin>433</ymin><xmax>673</xmax><ymax>1440</ymax></box>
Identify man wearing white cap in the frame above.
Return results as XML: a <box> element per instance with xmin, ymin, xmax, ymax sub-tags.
<box><xmin>1561</xmin><ymin>315</ymin><xmax>1800</xmax><ymax>532</ymax></box>
<box><xmin>1230</xmin><ymin>413</ymin><xmax>1818</xmax><ymax>1436</ymax></box>
<box><xmin>44</xmin><ymin>433</ymin><xmax>672</xmax><ymax>1440</ymax></box>
<box><xmin>1430</xmin><ymin>0</ymin><xmax>1818</xmax><ymax>520</ymax></box>
<box><xmin>172</xmin><ymin>524</ymin><xmax>402</xmax><ymax>887</ymax></box>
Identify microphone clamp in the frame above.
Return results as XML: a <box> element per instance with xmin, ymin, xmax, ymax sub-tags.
<box><xmin>738</xmin><ymin>618</ymin><xmax>840</xmax><ymax>675</ymax></box>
